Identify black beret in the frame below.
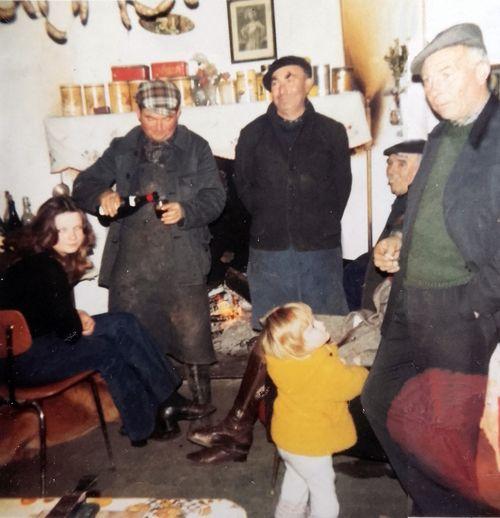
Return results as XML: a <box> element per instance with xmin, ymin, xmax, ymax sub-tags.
<box><xmin>383</xmin><ymin>139</ymin><xmax>426</xmax><ymax>156</ymax></box>
<box><xmin>263</xmin><ymin>56</ymin><xmax>312</xmax><ymax>91</ymax></box>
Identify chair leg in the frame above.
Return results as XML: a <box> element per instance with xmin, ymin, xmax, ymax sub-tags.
<box><xmin>88</xmin><ymin>377</ymin><xmax>115</xmax><ymax>470</ymax></box>
<box><xmin>30</xmin><ymin>401</ymin><xmax>46</xmax><ymax>496</ymax></box>
<box><xmin>271</xmin><ymin>447</ymin><xmax>282</xmax><ymax>494</ymax></box>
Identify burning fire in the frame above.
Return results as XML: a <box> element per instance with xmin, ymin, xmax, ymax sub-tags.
<box><xmin>209</xmin><ymin>286</ymin><xmax>246</xmax><ymax>334</ymax></box>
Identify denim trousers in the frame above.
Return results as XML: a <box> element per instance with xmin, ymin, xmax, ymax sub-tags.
<box><xmin>248</xmin><ymin>246</ymin><xmax>348</xmax><ymax>329</ymax></box>
<box><xmin>3</xmin><ymin>313</ymin><xmax>182</xmax><ymax>441</ymax></box>
<box><xmin>275</xmin><ymin>448</ymin><xmax>339</xmax><ymax>518</ymax></box>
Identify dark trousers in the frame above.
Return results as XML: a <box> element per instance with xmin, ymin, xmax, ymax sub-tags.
<box><xmin>362</xmin><ymin>284</ymin><xmax>497</xmax><ymax>517</ymax></box>
<box><xmin>248</xmin><ymin>246</ymin><xmax>349</xmax><ymax>329</ymax></box>
<box><xmin>4</xmin><ymin>313</ymin><xmax>181</xmax><ymax>441</ymax></box>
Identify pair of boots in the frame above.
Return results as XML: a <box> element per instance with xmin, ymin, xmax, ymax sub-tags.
<box><xmin>186</xmin><ymin>339</ymin><xmax>269</xmax><ymax>464</ymax></box>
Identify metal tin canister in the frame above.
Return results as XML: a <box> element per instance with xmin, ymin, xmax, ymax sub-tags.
<box><xmin>60</xmin><ymin>84</ymin><xmax>84</xmax><ymax>117</ymax></box>
<box><xmin>313</xmin><ymin>65</ymin><xmax>331</xmax><ymax>96</ymax></box>
<box><xmin>83</xmin><ymin>84</ymin><xmax>106</xmax><ymax>115</ymax></box>
<box><xmin>108</xmin><ymin>81</ymin><xmax>132</xmax><ymax>113</ymax></box>
<box><xmin>255</xmin><ymin>72</ymin><xmax>266</xmax><ymax>101</ymax></box>
<box><xmin>247</xmin><ymin>69</ymin><xmax>257</xmax><ymax>102</ymax></box>
<box><xmin>331</xmin><ymin>67</ymin><xmax>355</xmax><ymax>93</ymax></box>
<box><xmin>218</xmin><ymin>78</ymin><xmax>236</xmax><ymax>105</ymax></box>
<box><xmin>170</xmin><ymin>76</ymin><xmax>193</xmax><ymax>107</ymax></box>
<box><xmin>128</xmin><ymin>80</ymin><xmax>143</xmax><ymax>111</ymax></box>
<box><xmin>235</xmin><ymin>72</ymin><xmax>249</xmax><ymax>103</ymax></box>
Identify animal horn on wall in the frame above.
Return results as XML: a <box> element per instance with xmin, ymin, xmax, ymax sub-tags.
<box><xmin>0</xmin><ymin>1</ymin><xmax>16</xmax><ymax>22</ymax></box>
<box><xmin>37</xmin><ymin>0</ymin><xmax>48</xmax><ymax>18</ymax></box>
<box><xmin>71</xmin><ymin>1</ymin><xmax>80</xmax><ymax>16</ymax></box>
<box><xmin>21</xmin><ymin>1</ymin><xmax>38</xmax><ymax>19</ymax></box>
<box><xmin>118</xmin><ymin>0</ymin><xmax>132</xmax><ymax>30</ymax></box>
<box><xmin>79</xmin><ymin>0</ymin><xmax>88</xmax><ymax>24</ymax></box>
<box><xmin>45</xmin><ymin>18</ymin><xmax>67</xmax><ymax>43</ymax></box>
<box><xmin>132</xmin><ymin>0</ymin><xmax>175</xmax><ymax>18</ymax></box>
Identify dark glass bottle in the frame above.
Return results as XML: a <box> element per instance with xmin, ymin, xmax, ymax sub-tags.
<box><xmin>21</xmin><ymin>196</ymin><xmax>35</xmax><ymax>225</ymax></box>
<box><xmin>0</xmin><ymin>215</ymin><xmax>6</xmax><ymax>236</ymax></box>
<box><xmin>97</xmin><ymin>191</ymin><xmax>159</xmax><ymax>225</ymax></box>
<box><xmin>4</xmin><ymin>191</ymin><xmax>22</xmax><ymax>232</ymax></box>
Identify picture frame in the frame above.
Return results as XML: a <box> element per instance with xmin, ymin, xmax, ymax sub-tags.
<box><xmin>227</xmin><ymin>0</ymin><xmax>277</xmax><ymax>63</ymax></box>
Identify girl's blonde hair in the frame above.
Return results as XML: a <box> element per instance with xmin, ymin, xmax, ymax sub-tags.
<box><xmin>259</xmin><ymin>302</ymin><xmax>314</xmax><ymax>359</ymax></box>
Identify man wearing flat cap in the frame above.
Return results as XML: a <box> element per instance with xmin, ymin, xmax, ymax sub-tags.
<box><xmin>73</xmin><ymin>80</ymin><xmax>226</xmax><ymax>415</ymax></box>
<box><xmin>235</xmin><ymin>55</ymin><xmax>352</xmax><ymax>329</ymax></box>
<box><xmin>362</xmin><ymin>23</ymin><xmax>500</xmax><ymax>516</ymax></box>
<box><xmin>354</xmin><ymin>139</ymin><xmax>425</xmax><ymax>311</ymax></box>
<box><xmin>185</xmin><ymin>55</ymin><xmax>352</xmax><ymax>465</ymax></box>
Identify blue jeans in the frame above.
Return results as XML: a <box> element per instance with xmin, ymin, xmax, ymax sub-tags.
<box><xmin>248</xmin><ymin>247</ymin><xmax>348</xmax><ymax>329</ymax></box>
<box><xmin>2</xmin><ymin>313</ymin><xmax>181</xmax><ymax>441</ymax></box>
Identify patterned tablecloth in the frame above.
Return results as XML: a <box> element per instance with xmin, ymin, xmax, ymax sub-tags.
<box><xmin>0</xmin><ymin>497</ymin><xmax>247</xmax><ymax>517</ymax></box>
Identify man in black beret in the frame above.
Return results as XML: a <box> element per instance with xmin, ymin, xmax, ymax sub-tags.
<box><xmin>186</xmin><ymin>55</ymin><xmax>352</xmax><ymax>464</ymax></box>
<box><xmin>362</xmin><ymin>23</ymin><xmax>500</xmax><ymax>516</ymax></box>
<box><xmin>236</xmin><ymin>55</ymin><xmax>351</xmax><ymax>330</ymax></box>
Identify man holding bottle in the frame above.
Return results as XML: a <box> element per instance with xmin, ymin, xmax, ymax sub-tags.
<box><xmin>73</xmin><ymin>80</ymin><xmax>226</xmax><ymax>412</ymax></box>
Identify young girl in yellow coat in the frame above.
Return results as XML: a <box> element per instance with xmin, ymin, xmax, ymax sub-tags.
<box><xmin>261</xmin><ymin>302</ymin><xmax>368</xmax><ymax>518</ymax></box>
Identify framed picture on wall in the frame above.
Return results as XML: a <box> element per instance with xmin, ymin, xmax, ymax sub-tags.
<box><xmin>227</xmin><ymin>0</ymin><xmax>277</xmax><ymax>63</ymax></box>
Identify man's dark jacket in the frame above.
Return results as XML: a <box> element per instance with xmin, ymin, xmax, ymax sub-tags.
<box><xmin>234</xmin><ymin>100</ymin><xmax>352</xmax><ymax>251</ymax></box>
<box><xmin>383</xmin><ymin>95</ymin><xmax>500</xmax><ymax>335</ymax></box>
<box><xmin>72</xmin><ymin>124</ymin><xmax>226</xmax><ymax>288</ymax></box>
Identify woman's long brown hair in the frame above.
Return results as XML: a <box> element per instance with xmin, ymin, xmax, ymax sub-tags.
<box><xmin>4</xmin><ymin>196</ymin><xmax>95</xmax><ymax>284</ymax></box>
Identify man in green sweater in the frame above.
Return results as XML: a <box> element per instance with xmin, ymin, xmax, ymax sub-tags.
<box><xmin>362</xmin><ymin>23</ymin><xmax>500</xmax><ymax>517</ymax></box>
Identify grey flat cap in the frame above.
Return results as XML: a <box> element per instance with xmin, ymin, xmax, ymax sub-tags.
<box><xmin>411</xmin><ymin>23</ymin><xmax>486</xmax><ymax>78</ymax></box>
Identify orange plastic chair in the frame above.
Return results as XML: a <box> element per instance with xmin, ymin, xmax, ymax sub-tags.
<box><xmin>0</xmin><ymin>309</ymin><xmax>115</xmax><ymax>495</ymax></box>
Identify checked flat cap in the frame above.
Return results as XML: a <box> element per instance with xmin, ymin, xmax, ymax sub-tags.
<box><xmin>135</xmin><ymin>80</ymin><xmax>181</xmax><ymax>116</ymax></box>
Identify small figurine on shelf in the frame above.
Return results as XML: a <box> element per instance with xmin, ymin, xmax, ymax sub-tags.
<box><xmin>384</xmin><ymin>38</ymin><xmax>408</xmax><ymax>127</ymax></box>
<box><xmin>192</xmin><ymin>53</ymin><xmax>219</xmax><ymax>105</ymax></box>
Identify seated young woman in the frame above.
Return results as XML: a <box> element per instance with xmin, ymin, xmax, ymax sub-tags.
<box><xmin>0</xmin><ymin>196</ymin><xmax>214</xmax><ymax>447</ymax></box>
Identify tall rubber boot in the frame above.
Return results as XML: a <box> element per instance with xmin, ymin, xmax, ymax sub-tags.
<box><xmin>185</xmin><ymin>364</ymin><xmax>214</xmax><ymax>434</ymax></box>
<box><xmin>186</xmin><ymin>338</ymin><xmax>267</xmax><ymax>464</ymax></box>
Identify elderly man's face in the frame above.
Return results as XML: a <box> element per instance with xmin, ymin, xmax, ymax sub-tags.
<box><xmin>386</xmin><ymin>153</ymin><xmax>422</xmax><ymax>196</ymax></box>
<box><xmin>270</xmin><ymin>65</ymin><xmax>313</xmax><ymax>120</ymax></box>
<box><xmin>421</xmin><ymin>45</ymin><xmax>490</xmax><ymax>124</ymax></box>
<box><xmin>137</xmin><ymin>108</ymin><xmax>180</xmax><ymax>142</ymax></box>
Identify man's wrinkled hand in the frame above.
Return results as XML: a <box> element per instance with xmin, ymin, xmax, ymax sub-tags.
<box><xmin>98</xmin><ymin>191</ymin><xmax>121</xmax><ymax>218</ymax></box>
<box><xmin>373</xmin><ymin>235</ymin><xmax>402</xmax><ymax>273</ymax></box>
<box><xmin>159</xmin><ymin>202</ymin><xmax>184</xmax><ymax>225</ymax></box>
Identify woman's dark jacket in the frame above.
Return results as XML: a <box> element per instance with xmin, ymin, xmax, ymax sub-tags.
<box><xmin>234</xmin><ymin>100</ymin><xmax>352</xmax><ymax>251</ymax></box>
<box><xmin>0</xmin><ymin>252</ymin><xmax>82</xmax><ymax>342</ymax></box>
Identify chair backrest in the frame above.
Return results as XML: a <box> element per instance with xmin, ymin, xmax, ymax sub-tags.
<box><xmin>0</xmin><ymin>309</ymin><xmax>32</xmax><ymax>359</ymax></box>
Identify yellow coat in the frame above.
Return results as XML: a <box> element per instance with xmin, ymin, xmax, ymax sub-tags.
<box><xmin>266</xmin><ymin>344</ymin><xmax>368</xmax><ymax>456</ymax></box>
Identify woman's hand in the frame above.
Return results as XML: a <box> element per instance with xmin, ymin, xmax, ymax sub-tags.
<box><xmin>77</xmin><ymin>309</ymin><xmax>95</xmax><ymax>336</ymax></box>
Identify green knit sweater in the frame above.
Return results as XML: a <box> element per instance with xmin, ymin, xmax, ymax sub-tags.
<box><xmin>405</xmin><ymin>122</ymin><xmax>473</xmax><ymax>288</ymax></box>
